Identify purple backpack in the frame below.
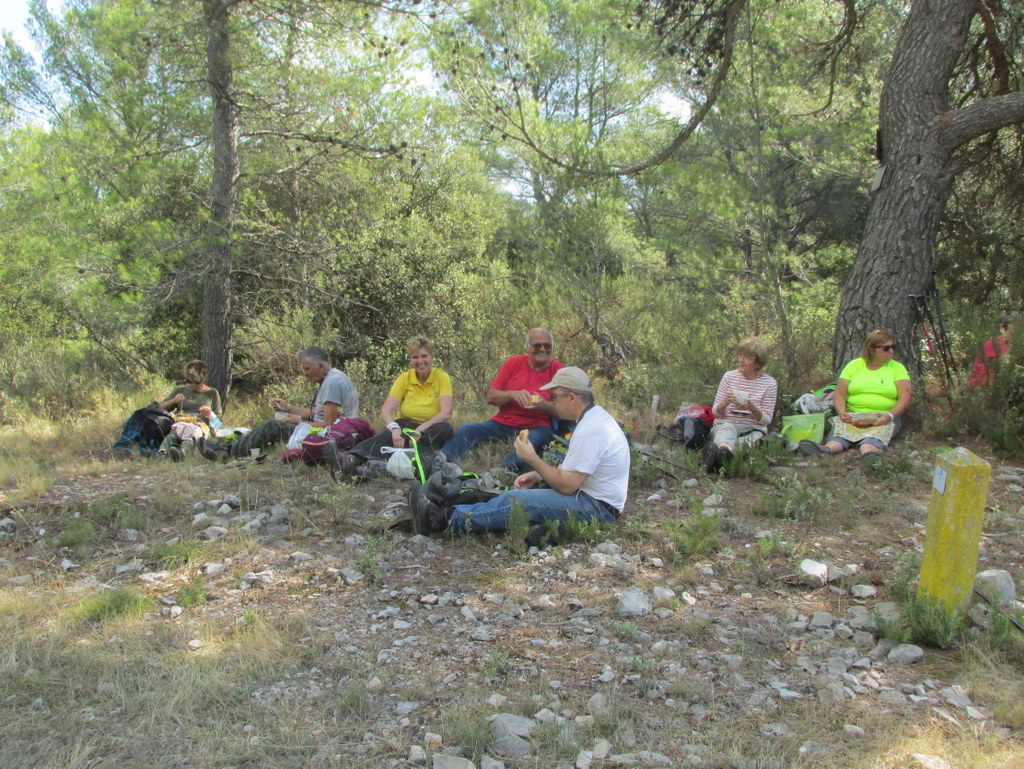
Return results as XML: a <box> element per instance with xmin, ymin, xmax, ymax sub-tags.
<box><xmin>280</xmin><ymin>417</ymin><xmax>375</xmax><ymax>465</ymax></box>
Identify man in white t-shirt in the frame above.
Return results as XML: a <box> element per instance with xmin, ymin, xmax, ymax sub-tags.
<box><xmin>410</xmin><ymin>367</ymin><xmax>630</xmax><ymax>541</ymax></box>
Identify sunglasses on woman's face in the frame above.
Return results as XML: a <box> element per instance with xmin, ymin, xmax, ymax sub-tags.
<box><xmin>873</xmin><ymin>344</ymin><xmax>896</xmax><ymax>351</ymax></box>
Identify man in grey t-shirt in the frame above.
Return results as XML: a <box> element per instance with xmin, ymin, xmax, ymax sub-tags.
<box><xmin>228</xmin><ymin>347</ymin><xmax>359</xmax><ymax>458</ymax></box>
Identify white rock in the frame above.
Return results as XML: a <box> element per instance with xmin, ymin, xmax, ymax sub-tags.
<box><xmin>432</xmin><ymin>756</ymin><xmax>475</xmax><ymax>769</ymax></box>
<box><xmin>204</xmin><ymin>525</ymin><xmax>228</xmax><ymax>540</ymax></box>
<box><xmin>843</xmin><ymin>724</ymin><xmax>865</xmax><ymax>736</ymax></box>
<box><xmin>586</xmin><ymin>693</ymin><xmax>610</xmax><ymax>716</ymax></box>
<box><xmin>289</xmin><ymin>551</ymin><xmax>315</xmax><ymax>562</ymax></box>
<box><xmin>479</xmin><ymin>757</ymin><xmax>504</xmax><ymax>769</ymax></box>
<box><xmin>424</xmin><ymin>733</ymin><xmax>442</xmax><ymax>753</ymax></box>
<box><xmin>617</xmin><ymin>586</ymin><xmax>653</xmax><ymax>617</ymax></box>
<box><xmin>888</xmin><ymin>644</ymin><xmax>924</xmax><ymax>665</ymax></box>
<box><xmin>911</xmin><ymin>754</ymin><xmax>951</xmax><ymax>769</ymax></box>
<box><xmin>974</xmin><ymin>569</ymin><xmax>1016</xmax><ymax>606</ymax></box>
<box><xmin>204</xmin><ymin>562</ymin><xmax>226</xmax><ymax>575</ymax></box>
<box><xmin>408</xmin><ymin>745</ymin><xmax>427</xmax><ymax>765</ymax></box>
<box><xmin>702</xmin><ymin>494</ymin><xmax>723</xmax><ymax>507</ymax></box>
<box><xmin>850</xmin><ymin>584</ymin><xmax>877</xmax><ymax>599</ymax></box>
<box><xmin>799</xmin><ymin>559</ymin><xmax>830</xmax><ymax>586</ymax></box>
<box><xmin>591</xmin><ymin>739</ymin><xmax>612</xmax><ymax>760</ymax></box>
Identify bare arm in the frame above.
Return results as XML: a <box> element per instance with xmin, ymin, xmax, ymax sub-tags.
<box><xmin>513</xmin><ymin>432</ymin><xmax>586</xmax><ymax>495</ymax></box>
<box><xmin>833</xmin><ymin>379</ymin><xmax>851</xmax><ymax>422</ymax></box>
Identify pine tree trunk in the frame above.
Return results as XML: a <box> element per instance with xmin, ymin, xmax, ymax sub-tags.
<box><xmin>834</xmin><ymin>0</ymin><xmax>978</xmax><ymax>370</ymax></box>
<box><xmin>201</xmin><ymin>0</ymin><xmax>237</xmax><ymax>401</ymax></box>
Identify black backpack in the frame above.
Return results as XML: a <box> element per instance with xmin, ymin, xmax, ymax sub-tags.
<box><xmin>658</xmin><ymin>416</ymin><xmax>710</xmax><ymax>450</ymax></box>
<box><xmin>113</xmin><ymin>402</ymin><xmax>174</xmax><ymax>454</ymax></box>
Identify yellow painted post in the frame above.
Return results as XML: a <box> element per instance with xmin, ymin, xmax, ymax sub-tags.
<box><xmin>918</xmin><ymin>447</ymin><xmax>991</xmax><ymax>613</ymax></box>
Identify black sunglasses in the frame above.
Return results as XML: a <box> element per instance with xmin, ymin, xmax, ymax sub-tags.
<box><xmin>530</xmin><ymin>342</ymin><xmax>553</xmax><ymax>350</ymax></box>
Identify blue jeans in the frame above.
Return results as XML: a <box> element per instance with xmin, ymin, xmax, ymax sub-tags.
<box><xmin>440</xmin><ymin>419</ymin><xmax>555</xmax><ymax>471</ymax></box>
<box><xmin>446</xmin><ymin>488</ymin><xmax>616</xmax><ymax>534</ymax></box>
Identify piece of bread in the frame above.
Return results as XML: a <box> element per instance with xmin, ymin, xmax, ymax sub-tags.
<box><xmin>519</xmin><ymin>429</ymin><xmax>529</xmax><ymax>441</ymax></box>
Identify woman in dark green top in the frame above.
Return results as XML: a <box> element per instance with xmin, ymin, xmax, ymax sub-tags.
<box><xmin>157</xmin><ymin>361</ymin><xmax>222</xmax><ymax>461</ymax></box>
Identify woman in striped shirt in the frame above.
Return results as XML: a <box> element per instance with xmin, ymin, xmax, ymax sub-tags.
<box><xmin>700</xmin><ymin>338</ymin><xmax>778</xmax><ymax>473</ymax></box>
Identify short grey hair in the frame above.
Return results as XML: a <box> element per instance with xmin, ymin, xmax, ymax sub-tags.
<box><xmin>525</xmin><ymin>328</ymin><xmax>554</xmax><ymax>347</ymax></box>
<box><xmin>564</xmin><ymin>388</ymin><xmax>594</xmax><ymax>406</ymax></box>
<box><xmin>299</xmin><ymin>346</ymin><xmax>331</xmax><ymax>367</ymax></box>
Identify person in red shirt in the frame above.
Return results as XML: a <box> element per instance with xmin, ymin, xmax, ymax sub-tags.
<box><xmin>440</xmin><ymin>328</ymin><xmax>564</xmax><ymax>470</ymax></box>
<box><xmin>969</xmin><ymin>320</ymin><xmax>1012</xmax><ymax>386</ymax></box>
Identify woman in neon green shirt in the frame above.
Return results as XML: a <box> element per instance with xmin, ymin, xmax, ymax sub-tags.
<box><xmin>800</xmin><ymin>329</ymin><xmax>912</xmax><ymax>458</ymax></box>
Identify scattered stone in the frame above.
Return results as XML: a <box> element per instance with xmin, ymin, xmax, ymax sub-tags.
<box><xmin>116</xmin><ymin>528</ymin><xmax>140</xmax><ymax>542</ymax></box>
<box><xmin>974</xmin><ymin>569</ymin><xmax>1015</xmax><ymax>607</ymax></box>
<box><xmin>586</xmin><ymin>693</ymin><xmax>610</xmax><ymax>717</ymax></box>
<box><xmin>204</xmin><ymin>525</ymin><xmax>229</xmax><ymax>540</ymax></box>
<box><xmin>702</xmin><ymin>493</ymin><xmax>723</xmax><ymax>507</ymax></box>
<box><xmin>850</xmin><ymin>584</ymin><xmax>877</xmax><ymax>599</ymax></box>
<box><xmin>432</xmin><ymin>755</ymin><xmax>474</xmax><ymax>769</ymax></box>
<box><xmin>187</xmin><ymin>639</ymin><xmax>203</xmax><ymax>651</ymax></box>
<box><xmin>425</xmin><ymin>733</ymin><xmax>443</xmax><ymax>753</ymax></box>
<box><xmin>843</xmin><ymin>724</ymin><xmax>865</xmax><ymax>737</ymax></box>
<box><xmin>888</xmin><ymin>644</ymin><xmax>924</xmax><ymax>665</ymax></box>
<box><xmin>798</xmin><ymin>559</ymin><xmax>829</xmax><ymax>586</ymax></box>
<box><xmin>911</xmin><ymin>754</ymin><xmax>951</xmax><ymax>769</ymax></box>
<box><xmin>607</xmin><ymin>751</ymin><xmax>673</xmax><ymax>767</ymax></box>
<box><xmin>289</xmin><ymin>551</ymin><xmax>315</xmax><ymax>562</ymax></box>
<box><xmin>409</xmin><ymin>745</ymin><xmax>427</xmax><ymax>765</ymax></box>
<box><xmin>679</xmin><ymin>743</ymin><xmax>712</xmax><ymax>768</ymax></box>
<box><xmin>940</xmin><ymin>685</ymin><xmax>972</xmax><ymax>709</ymax></box>
<box><xmin>479</xmin><ymin>757</ymin><xmax>505</xmax><ymax>769</ymax></box>
<box><xmin>489</xmin><ymin>713</ymin><xmax>535</xmax><ymax>757</ymax></box>
<box><xmin>617</xmin><ymin>586</ymin><xmax>653</xmax><ymax>617</ymax></box>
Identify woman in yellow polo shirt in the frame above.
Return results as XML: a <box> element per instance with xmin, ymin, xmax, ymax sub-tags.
<box><xmin>341</xmin><ymin>336</ymin><xmax>454</xmax><ymax>474</ymax></box>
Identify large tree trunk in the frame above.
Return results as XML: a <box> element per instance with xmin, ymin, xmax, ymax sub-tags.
<box><xmin>834</xmin><ymin>0</ymin><xmax>1024</xmax><ymax>371</ymax></box>
<box><xmin>201</xmin><ymin>0</ymin><xmax>238</xmax><ymax>401</ymax></box>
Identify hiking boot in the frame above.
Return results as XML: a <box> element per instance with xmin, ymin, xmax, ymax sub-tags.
<box><xmin>718</xmin><ymin>446</ymin><xmax>734</xmax><ymax>468</ymax></box>
<box><xmin>525</xmin><ymin>521</ymin><xmax>569</xmax><ymax>548</ymax></box>
<box><xmin>408</xmin><ymin>480</ymin><xmax>448</xmax><ymax>535</ymax></box>
<box><xmin>168</xmin><ymin>446</ymin><xmax>185</xmax><ymax>463</ymax></box>
<box><xmin>198</xmin><ymin>437</ymin><xmax>218</xmax><ymax>462</ymax></box>
<box><xmin>322</xmin><ymin>441</ymin><xmax>343</xmax><ymax>480</ymax></box>
<box><xmin>798</xmin><ymin>440</ymin><xmax>832</xmax><ymax>456</ymax></box>
<box><xmin>353</xmin><ymin>460</ymin><xmax>386</xmax><ymax>482</ymax></box>
<box><xmin>699</xmin><ymin>442</ymin><xmax>719</xmax><ymax>472</ymax></box>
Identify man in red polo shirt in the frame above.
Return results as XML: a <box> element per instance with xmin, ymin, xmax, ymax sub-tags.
<box><xmin>440</xmin><ymin>328</ymin><xmax>564</xmax><ymax>470</ymax></box>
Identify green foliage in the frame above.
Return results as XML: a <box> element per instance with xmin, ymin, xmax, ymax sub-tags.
<box><xmin>70</xmin><ymin>588</ymin><xmax>152</xmax><ymax>623</ymax></box>
<box><xmin>753</xmin><ymin>475</ymin><xmax>832</xmax><ymax>522</ymax></box>
<box><xmin>876</xmin><ymin>593</ymin><xmax>968</xmax><ymax>651</ymax></box>
<box><xmin>150</xmin><ymin>540</ymin><xmax>207</xmax><ymax>570</ymax></box>
<box><xmin>56</xmin><ymin>517</ymin><xmax>97</xmax><ymax>549</ymax></box>
<box><xmin>613</xmin><ymin>621</ymin><xmax>639</xmax><ymax>641</ymax></box>
<box><xmin>177</xmin><ymin>576</ymin><xmax>207</xmax><ymax>609</ymax></box>
<box><xmin>663</xmin><ymin>514</ymin><xmax>721</xmax><ymax>562</ymax></box>
<box><xmin>483</xmin><ymin>651</ymin><xmax>511</xmax><ymax>679</ymax></box>
<box><xmin>357</xmin><ymin>535</ymin><xmax>390</xmax><ymax>584</ymax></box>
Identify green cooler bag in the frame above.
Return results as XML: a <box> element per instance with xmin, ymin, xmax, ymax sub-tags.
<box><xmin>781</xmin><ymin>412</ymin><xmax>826</xmax><ymax>449</ymax></box>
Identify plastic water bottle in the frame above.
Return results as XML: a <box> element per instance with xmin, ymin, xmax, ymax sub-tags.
<box><xmin>651</xmin><ymin>394</ymin><xmax>660</xmax><ymax>418</ymax></box>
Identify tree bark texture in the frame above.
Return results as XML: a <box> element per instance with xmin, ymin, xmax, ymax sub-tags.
<box><xmin>834</xmin><ymin>0</ymin><xmax>1024</xmax><ymax>370</ymax></box>
<box><xmin>201</xmin><ymin>0</ymin><xmax>238</xmax><ymax>401</ymax></box>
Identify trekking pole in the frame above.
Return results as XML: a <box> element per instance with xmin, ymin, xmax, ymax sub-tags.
<box><xmin>920</xmin><ymin>292</ymin><xmax>956</xmax><ymax>401</ymax></box>
<box><xmin>928</xmin><ymin>282</ymin><xmax>958</xmax><ymax>375</ymax></box>
<box><xmin>911</xmin><ymin>294</ymin><xmax>954</xmax><ymax>409</ymax></box>
<box><xmin>910</xmin><ymin>295</ymin><xmax>927</xmax><ymax>379</ymax></box>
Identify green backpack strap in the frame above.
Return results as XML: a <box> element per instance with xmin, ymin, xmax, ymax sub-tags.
<box><xmin>403</xmin><ymin>428</ymin><xmax>428</xmax><ymax>484</ymax></box>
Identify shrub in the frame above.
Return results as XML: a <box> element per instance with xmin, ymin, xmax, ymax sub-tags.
<box><xmin>70</xmin><ymin>588</ymin><xmax>152</xmax><ymax>623</ymax></box>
